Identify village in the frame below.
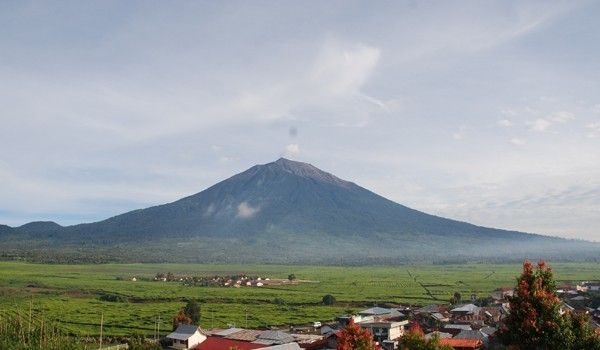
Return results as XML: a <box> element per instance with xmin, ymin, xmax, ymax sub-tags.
<box><xmin>150</xmin><ymin>273</ymin><xmax>299</xmax><ymax>288</ymax></box>
<box><xmin>157</xmin><ymin>280</ymin><xmax>600</xmax><ymax>350</ymax></box>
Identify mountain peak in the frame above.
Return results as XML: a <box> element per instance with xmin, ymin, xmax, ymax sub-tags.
<box><xmin>264</xmin><ymin>158</ymin><xmax>351</xmax><ymax>186</ymax></box>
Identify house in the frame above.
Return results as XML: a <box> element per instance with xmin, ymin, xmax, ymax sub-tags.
<box><xmin>359</xmin><ymin>307</ymin><xmax>393</xmax><ymax>317</ymax></box>
<box><xmin>479</xmin><ymin>326</ymin><xmax>497</xmax><ymax>337</ymax></box>
<box><xmin>167</xmin><ymin>324</ymin><xmax>207</xmax><ymax>349</ymax></box>
<box><xmin>253</xmin><ymin>330</ymin><xmax>295</xmax><ymax>345</ymax></box>
<box><xmin>454</xmin><ymin>329</ymin><xmax>488</xmax><ymax>343</ymax></box>
<box><xmin>560</xmin><ymin>302</ymin><xmax>575</xmax><ymax>315</ymax></box>
<box><xmin>213</xmin><ymin>327</ymin><xmax>245</xmax><ymax>337</ymax></box>
<box><xmin>424</xmin><ymin>331</ymin><xmax>452</xmax><ymax>340</ymax></box>
<box><xmin>323</xmin><ymin>331</ymin><xmax>342</xmax><ymax>349</ymax></box>
<box><xmin>224</xmin><ymin>329</ymin><xmax>263</xmax><ymax>342</ymax></box>
<box><xmin>319</xmin><ymin>324</ymin><xmax>338</xmax><ymax>336</ymax></box>
<box><xmin>195</xmin><ymin>336</ymin><xmax>264</xmax><ymax>350</ymax></box>
<box><xmin>336</xmin><ymin>314</ymin><xmax>373</xmax><ymax>325</ymax></box>
<box><xmin>358</xmin><ymin>320</ymin><xmax>409</xmax><ymax>343</ymax></box>
<box><xmin>290</xmin><ymin>334</ymin><xmax>326</xmax><ymax>350</ymax></box>
<box><xmin>441</xmin><ymin>324</ymin><xmax>472</xmax><ymax>336</ymax></box>
<box><xmin>416</xmin><ymin>304</ymin><xmax>443</xmax><ymax>315</ymax></box>
<box><xmin>259</xmin><ymin>343</ymin><xmax>303</xmax><ymax>350</ymax></box>
<box><xmin>452</xmin><ymin>306</ymin><xmax>503</xmax><ymax>327</ymax></box>
<box><xmin>439</xmin><ymin>338</ymin><xmax>483</xmax><ymax>350</ymax></box>
<box><xmin>587</xmin><ymin>282</ymin><xmax>600</xmax><ymax>292</ymax></box>
<box><xmin>414</xmin><ymin>305</ymin><xmax>450</xmax><ymax>329</ymax></box>
<box><xmin>450</xmin><ymin>304</ymin><xmax>480</xmax><ymax>316</ymax></box>
<box><xmin>491</xmin><ymin>287</ymin><xmax>513</xmax><ymax>301</ymax></box>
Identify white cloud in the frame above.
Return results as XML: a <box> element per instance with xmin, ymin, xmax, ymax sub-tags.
<box><xmin>497</xmin><ymin>119</ymin><xmax>513</xmax><ymax>127</ymax></box>
<box><xmin>549</xmin><ymin>111</ymin><xmax>575</xmax><ymax>123</ymax></box>
<box><xmin>510</xmin><ymin>138</ymin><xmax>526</xmax><ymax>146</ymax></box>
<box><xmin>586</xmin><ymin>122</ymin><xmax>600</xmax><ymax>138</ymax></box>
<box><xmin>592</xmin><ymin>104</ymin><xmax>600</xmax><ymax>114</ymax></box>
<box><xmin>231</xmin><ymin>41</ymin><xmax>383</xmax><ymax>126</ymax></box>
<box><xmin>311</xmin><ymin>43</ymin><xmax>380</xmax><ymax>96</ymax></box>
<box><xmin>236</xmin><ymin>201</ymin><xmax>260</xmax><ymax>219</ymax></box>
<box><xmin>527</xmin><ymin>111</ymin><xmax>575</xmax><ymax>132</ymax></box>
<box><xmin>528</xmin><ymin>118</ymin><xmax>552</xmax><ymax>132</ymax></box>
<box><xmin>284</xmin><ymin>144</ymin><xmax>300</xmax><ymax>158</ymax></box>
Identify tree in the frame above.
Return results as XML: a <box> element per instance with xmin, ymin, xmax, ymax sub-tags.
<box><xmin>570</xmin><ymin>312</ymin><xmax>600</xmax><ymax>350</ymax></box>
<box><xmin>184</xmin><ymin>299</ymin><xmax>201</xmax><ymax>324</ymax></box>
<box><xmin>172</xmin><ymin>309</ymin><xmax>192</xmax><ymax>330</ymax></box>
<box><xmin>499</xmin><ymin>260</ymin><xmax>600</xmax><ymax>349</ymax></box>
<box><xmin>337</xmin><ymin>319</ymin><xmax>377</xmax><ymax>350</ymax></box>
<box><xmin>288</xmin><ymin>273</ymin><xmax>296</xmax><ymax>281</ymax></box>
<box><xmin>400</xmin><ymin>322</ymin><xmax>452</xmax><ymax>350</ymax></box>
<box><xmin>449</xmin><ymin>291</ymin><xmax>461</xmax><ymax>305</ymax></box>
<box><xmin>322</xmin><ymin>294</ymin><xmax>336</xmax><ymax>305</ymax></box>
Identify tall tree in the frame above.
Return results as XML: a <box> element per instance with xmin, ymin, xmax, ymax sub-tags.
<box><xmin>499</xmin><ymin>260</ymin><xmax>572</xmax><ymax>349</ymax></box>
<box><xmin>184</xmin><ymin>299</ymin><xmax>201</xmax><ymax>324</ymax></box>
<box><xmin>499</xmin><ymin>260</ymin><xmax>600</xmax><ymax>349</ymax></box>
<box><xmin>337</xmin><ymin>319</ymin><xmax>377</xmax><ymax>350</ymax></box>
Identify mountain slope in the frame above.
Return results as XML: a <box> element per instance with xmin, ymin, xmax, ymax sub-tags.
<box><xmin>2</xmin><ymin>158</ymin><xmax>598</xmax><ymax>263</ymax></box>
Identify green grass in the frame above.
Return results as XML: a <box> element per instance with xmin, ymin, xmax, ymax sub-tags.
<box><xmin>0</xmin><ymin>261</ymin><xmax>598</xmax><ymax>337</ymax></box>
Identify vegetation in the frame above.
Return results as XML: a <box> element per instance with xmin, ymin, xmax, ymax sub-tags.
<box><xmin>183</xmin><ymin>299</ymin><xmax>201</xmax><ymax>324</ymax></box>
<box><xmin>449</xmin><ymin>291</ymin><xmax>461</xmax><ymax>304</ymax></box>
<box><xmin>337</xmin><ymin>319</ymin><xmax>376</xmax><ymax>350</ymax></box>
<box><xmin>400</xmin><ymin>323</ymin><xmax>452</xmax><ymax>350</ymax></box>
<box><xmin>0</xmin><ymin>261</ymin><xmax>599</xmax><ymax>337</ymax></box>
<box><xmin>0</xmin><ymin>309</ymin><xmax>86</xmax><ymax>350</ymax></box>
<box><xmin>499</xmin><ymin>260</ymin><xmax>600</xmax><ymax>349</ymax></box>
<box><xmin>172</xmin><ymin>310</ymin><xmax>192</xmax><ymax>330</ymax></box>
<box><xmin>322</xmin><ymin>294</ymin><xmax>336</xmax><ymax>305</ymax></box>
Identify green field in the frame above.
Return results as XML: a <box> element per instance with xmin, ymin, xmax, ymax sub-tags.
<box><xmin>0</xmin><ymin>261</ymin><xmax>598</xmax><ymax>337</ymax></box>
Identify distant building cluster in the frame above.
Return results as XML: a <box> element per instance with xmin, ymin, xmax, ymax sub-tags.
<box><xmin>148</xmin><ymin>272</ymin><xmax>286</xmax><ymax>287</ymax></box>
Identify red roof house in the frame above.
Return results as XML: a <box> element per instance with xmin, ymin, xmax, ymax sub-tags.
<box><xmin>195</xmin><ymin>336</ymin><xmax>265</xmax><ymax>350</ymax></box>
<box><xmin>439</xmin><ymin>338</ymin><xmax>483</xmax><ymax>350</ymax></box>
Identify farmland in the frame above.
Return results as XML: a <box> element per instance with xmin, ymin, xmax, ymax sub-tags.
<box><xmin>0</xmin><ymin>261</ymin><xmax>599</xmax><ymax>337</ymax></box>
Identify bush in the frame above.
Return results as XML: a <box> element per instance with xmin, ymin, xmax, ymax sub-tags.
<box><xmin>322</xmin><ymin>294</ymin><xmax>336</xmax><ymax>305</ymax></box>
<box><xmin>99</xmin><ymin>293</ymin><xmax>127</xmax><ymax>302</ymax></box>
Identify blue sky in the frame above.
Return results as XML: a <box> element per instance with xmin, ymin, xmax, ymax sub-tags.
<box><xmin>1</xmin><ymin>0</ymin><xmax>599</xmax><ymax>240</ymax></box>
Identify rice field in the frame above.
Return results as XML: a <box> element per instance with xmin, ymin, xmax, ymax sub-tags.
<box><xmin>0</xmin><ymin>261</ymin><xmax>598</xmax><ymax>337</ymax></box>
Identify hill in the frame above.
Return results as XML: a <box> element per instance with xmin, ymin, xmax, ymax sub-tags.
<box><xmin>1</xmin><ymin>158</ymin><xmax>598</xmax><ymax>264</ymax></box>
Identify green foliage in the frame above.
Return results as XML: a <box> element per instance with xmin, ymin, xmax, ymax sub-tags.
<box><xmin>183</xmin><ymin>299</ymin><xmax>200</xmax><ymax>324</ymax></box>
<box><xmin>127</xmin><ymin>335</ymin><xmax>162</xmax><ymax>350</ymax></box>
<box><xmin>449</xmin><ymin>291</ymin><xmax>461</xmax><ymax>304</ymax></box>
<box><xmin>322</xmin><ymin>294</ymin><xmax>336</xmax><ymax>305</ymax></box>
<box><xmin>288</xmin><ymin>273</ymin><xmax>296</xmax><ymax>281</ymax></box>
<box><xmin>0</xmin><ymin>310</ymin><xmax>86</xmax><ymax>350</ymax></box>
<box><xmin>499</xmin><ymin>260</ymin><xmax>600</xmax><ymax>349</ymax></box>
<box><xmin>99</xmin><ymin>293</ymin><xmax>127</xmax><ymax>302</ymax></box>
<box><xmin>400</xmin><ymin>326</ymin><xmax>453</xmax><ymax>350</ymax></box>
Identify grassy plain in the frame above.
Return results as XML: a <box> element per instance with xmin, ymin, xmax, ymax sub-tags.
<box><xmin>0</xmin><ymin>261</ymin><xmax>598</xmax><ymax>337</ymax></box>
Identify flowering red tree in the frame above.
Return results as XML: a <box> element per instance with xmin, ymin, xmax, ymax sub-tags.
<box><xmin>172</xmin><ymin>309</ymin><xmax>192</xmax><ymax>330</ymax></box>
<box><xmin>337</xmin><ymin>319</ymin><xmax>377</xmax><ymax>350</ymax></box>
<box><xmin>499</xmin><ymin>260</ymin><xmax>573</xmax><ymax>349</ymax></box>
<box><xmin>400</xmin><ymin>322</ymin><xmax>452</xmax><ymax>350</ymax></box>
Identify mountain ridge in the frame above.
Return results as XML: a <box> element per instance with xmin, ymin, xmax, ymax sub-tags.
<box><xmin>1</xmin><ymin>158</ymin><xmax>597</xmax><ymax>264</ymax></box>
